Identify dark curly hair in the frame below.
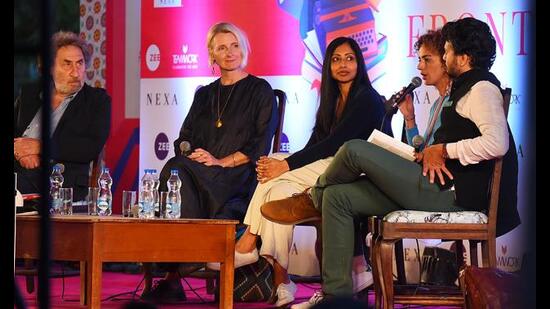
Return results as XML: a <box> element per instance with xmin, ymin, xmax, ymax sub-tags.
<box><xmin>441</xmin><ymin>17</ymin><xmax>496</xmax><ymax>70</ymax></box>
<box><xmin>414</xmin><ymin>29</ymin><xmax>445</xmax><ymax>64</ymax></box>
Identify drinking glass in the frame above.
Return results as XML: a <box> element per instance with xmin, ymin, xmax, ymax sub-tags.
<box><xmin>87</xmin><ymin>187</ymin><xmax>99</xmax><ymax>216</ymax></box>
<box><xmin>159</xmin><ymin>191</ymin><xmax>168</xmax><ymax>218</ymax></box>
<box><xmin>60</xmin><ymin>188</ymin><xmax>73</xmax><ymax>215</ymax></box>
<box><xmin>122</xmin><ymin>190</ymin><xmax>137</xmax><ymax>217</ymax></box>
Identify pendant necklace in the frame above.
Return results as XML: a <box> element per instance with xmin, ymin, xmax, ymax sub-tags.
<box><xmin>216</xmin><ymin>81</ymin><xmax>237</xmax><ymax>128</ymax></box>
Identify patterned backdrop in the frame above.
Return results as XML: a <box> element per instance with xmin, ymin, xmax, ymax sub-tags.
<box><xmin>79</xmin><ymin>0</ymin><xmax>106</xmax><ymax>88</ymax></box>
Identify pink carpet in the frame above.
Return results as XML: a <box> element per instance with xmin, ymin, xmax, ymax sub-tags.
<box><xmin>16</xmin><ymin>271</ymin><xmax>327</xmax><ymax>308</ymax></box>
<box><xmin>17</xmin><ymin>270</ymin><xmax>462</xmax><ymax>308</ymax></box>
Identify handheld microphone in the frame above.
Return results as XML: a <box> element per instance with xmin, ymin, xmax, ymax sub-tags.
<box><xmin>412</xmin><ymin>135</ymin><xmax>425</xmax><ymax>153</ymax></box>
<box><xmin>390</xmin><ymin>77</ymin><xmax>422</xmax><ymax>108</ymax></box>
<box><xmin>179</xmin><ymin>141</ymin><xmax>192</xmax><ymax>156</ymax></box>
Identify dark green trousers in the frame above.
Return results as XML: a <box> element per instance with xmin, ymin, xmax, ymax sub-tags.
<box><xmin>311</xmin><ymin>139</ymin><xmax>463</xmax><ymax>296</ymax></box>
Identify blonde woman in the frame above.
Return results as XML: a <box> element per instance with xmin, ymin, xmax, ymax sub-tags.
<box><xmin>143</xmin><ymin>22</ymin><xmax>278</xmax><ymax>303</ymax></box>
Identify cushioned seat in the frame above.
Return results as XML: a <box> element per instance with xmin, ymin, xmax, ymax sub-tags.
<box><xmin>384</xmin><ymin>210</ymin><xmax>487</xmax><ymax>224</ymax></box>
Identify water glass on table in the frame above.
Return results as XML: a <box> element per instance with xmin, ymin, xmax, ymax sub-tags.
<box><xmin>60</xmin><ymin>188</ymin><xmax>73</xmax><ymax>215</ymax></box>
<box><xmin>159</xmin><ymin>191</ymin><xmax>168</xmax><ymax>218</ymax></box>
<box><xmin>87</xmin><ymin>187</ymin><xmax>100</xmax><ymax>216</ymax></box>
<box><xmin>122</xmin><ymin>190</ymin><xmax>137</xmax><ymax>217</ymax></box>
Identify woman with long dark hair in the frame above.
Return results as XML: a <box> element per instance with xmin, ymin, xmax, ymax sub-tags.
<box><xmin>210</xmin><ymin>37</ymin><xmax>390</xmax><ymax>307</ymax></box>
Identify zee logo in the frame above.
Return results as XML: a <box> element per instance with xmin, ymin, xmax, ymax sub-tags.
<box><xmin>278</xmin><ymin>133</ymin><xmax>290</xmax><ymax>153</ymax></box>
<box><xmin>154</xmin><ymin>133</ymin><xmax>170</xmax><ymax>160</ymax></box>
<box><xmin>146</xmin><ymin>44</ymin><xmax>161</xmax><ymax>72</ymax></box>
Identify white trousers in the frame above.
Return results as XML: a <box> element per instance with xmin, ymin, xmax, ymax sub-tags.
<box><xmin>243</xmin><ymin>153</ymin><xmax>333</xmax><ymax>269</ymax></box>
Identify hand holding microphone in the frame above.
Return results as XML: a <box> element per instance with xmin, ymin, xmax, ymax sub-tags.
<box><xmin>398</xmin><ymin>93</ymin><xmax>416</xmax><ymax>125</ymax></box>
<box><xmin>412</xmin><ymin>135</ymin><xmax>425</xmax><ymax>162</ymax></box>
<box><xmin>412</xmin><ymin>135</ymin><xmax>425</xmax><ymax>152</ymax></box>
<box><xmin>179</xmin><ymin>141</ymin><xmax>192</xmax><ymax>156</ymax></box>
<box><xmin>389</xmin><ymin>77</ymin><xmax>422</xmax><ymax>109</ymax></box>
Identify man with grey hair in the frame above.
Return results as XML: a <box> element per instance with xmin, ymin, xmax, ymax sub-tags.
<box><xmin>14</xmin><ymin>30</ymin><xmax>111</xmax><ymax>203</ymax></box>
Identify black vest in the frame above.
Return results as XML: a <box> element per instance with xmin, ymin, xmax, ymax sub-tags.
<box><xmin>433</xmin><ymin>69</ymin><xmax>520</xmax><ymax>236</ymax></box>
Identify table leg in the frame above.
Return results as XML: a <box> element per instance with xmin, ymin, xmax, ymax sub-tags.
<box><xmin>219</xmin><ymin>228</ymin><xmax>235</xmax><ymax>309</ymax></box>
<box><xmin>88</xmin><ymin>254</ymin><xmax>102</xmax><ymax>308</ymax></box>
<box><xmin>142</xmin><ymin>262</ymin><xmax>153</xmax><ymax>295</ymax></box>
<box><xmin>219</xmin><ymin>259</ymin><xmax>234</xmax><ymax>309</ymax></box>
<box><xmin>80</xmin><ymin>261</ymin><xmax>87</xmax><ymax>305</ymax></box>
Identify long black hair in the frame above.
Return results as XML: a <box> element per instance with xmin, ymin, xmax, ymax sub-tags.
<box><xmin>313</xmin><ymin>37</ymin><xmax>371</xmax><ymax>140</ymax></box>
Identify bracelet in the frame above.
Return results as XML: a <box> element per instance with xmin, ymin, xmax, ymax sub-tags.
<box><xmin>232</xmin><ymin>153</ymin><xmax>236</xmax><ymax>167</ymax></box>
<box><xmin>404</xmin><ymin>115</ymin><xmax>415</xmax><ymax>121</ymax></box>
<box><xmin>442</xmin><ymin>143</ymin><xmax>449</xmax><ymax>159</ymax></box>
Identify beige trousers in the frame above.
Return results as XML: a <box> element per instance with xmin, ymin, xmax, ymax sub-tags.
<box><xmin>243</xmin><ymin>153</ymin><xmax>333</xmax><ymax>269</ymax></box>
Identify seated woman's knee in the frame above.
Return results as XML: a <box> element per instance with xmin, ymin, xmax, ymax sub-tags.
<box><xmin>267</xmin><ymin>182</ymin><xmax>301</xmax><ymax>201</ymax></box>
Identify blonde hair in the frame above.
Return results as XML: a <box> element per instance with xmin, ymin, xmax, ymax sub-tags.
<box><xmin>206</xmin><ymin>22</ymin><xmax>250</xmax><ymax>68</ymax></box>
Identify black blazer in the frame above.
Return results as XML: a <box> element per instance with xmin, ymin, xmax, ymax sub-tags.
<box><xmin>14</xmin><ymin>83</ymin><xmax>111</xmax><ymax>201</ymax></box>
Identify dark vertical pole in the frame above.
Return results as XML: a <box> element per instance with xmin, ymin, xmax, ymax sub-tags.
<box><xmin>38</xmin><ymin>0</ymin><xmax>54</xmax><ymax>308</ymax></box>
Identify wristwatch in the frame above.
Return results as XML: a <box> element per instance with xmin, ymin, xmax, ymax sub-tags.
<box><xmin>442</xmin><ymin>143</ymin><xmax>449</xmax><ymax>159</ymax></box>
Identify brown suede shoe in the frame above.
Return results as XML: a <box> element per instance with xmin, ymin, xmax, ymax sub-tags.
<box><xmin>260</xmin><ymin>192</ymin><xmax>321</xmax><ymax>225</ymax></box>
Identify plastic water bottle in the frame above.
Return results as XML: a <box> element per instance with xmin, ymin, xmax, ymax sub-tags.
<box><xmin>139</xmin><ymin>169</ymin><xmax>155</xmax><ymax>218</ymax></box>
<box><xmin>151</xmin><ymin>169</ymin><xmax>160</xmax><ymax>217</ymax></box>
<box><xmin>166</xmin><ymin>169</ymin><xmax>182</xmax><ymax>218</ymax></box>
<box><xmin>97</xmin><ymin>167</ymin><xmax>113</xmax><ymax>216</ymax></box>
<box><xmin>49</xmin><ymin>165</ymin><xmax>64</xmax><ymax>214</ymax></box>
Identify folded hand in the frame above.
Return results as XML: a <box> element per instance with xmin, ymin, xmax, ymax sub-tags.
<box><xmin>256</xmin><ymin>156</ymin><xmax>289</xmax><ymax>183</ymax></box>
<box><xmin>18</xmin><ymin>154</ymin><xmax>41</xmax><ymax>169</ymax></box>
<box><xmin>188</xmin><ymin>148</ymin><xmax>220</xmax><ymax>166</ymax></box>
<box><xmin>14</xmin><ymin>137</ymin><xmax>41</xmax><ymax>159</ymax></box>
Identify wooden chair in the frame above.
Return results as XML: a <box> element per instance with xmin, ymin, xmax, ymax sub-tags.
<box><xmin>272</xmin><ymin>89</ymin><xmax>287</xmax><ymax>153</ymax></box>
<box><xmin>89</xmin><ymin>146</ymin><xmax>105</xmax><ymax>187</ymax></box>
<box><xmin>371</xmin><ymin>88</ymin><xmax>512</xmax><ymax>309</ymax></box>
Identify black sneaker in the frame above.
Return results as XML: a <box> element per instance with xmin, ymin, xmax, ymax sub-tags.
<box><xmin>141</xmin><ymin>279</ymin><xmax>186</xmax><ymax>303</ymax></box>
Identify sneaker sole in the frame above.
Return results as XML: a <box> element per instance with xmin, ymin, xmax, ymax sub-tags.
<box><xmin>261</xmin><ymin>212</ymin><xmax>321</xmax><ymax>225</ymax></box>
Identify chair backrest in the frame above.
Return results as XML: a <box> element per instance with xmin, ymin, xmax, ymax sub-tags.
<box><xmin>272</xmin><ymin>89</ymin><xmax>287</xmax><ymax>153</ymax></box>
<box><xmin>486</xmin><ymin>87</ymin><xmax>511</xmax><ymax>237</ymax></box>
<box><xmin>88</xmin><ymin>147</ymin><xmax>105</xmax><ymax>187</ymax></box>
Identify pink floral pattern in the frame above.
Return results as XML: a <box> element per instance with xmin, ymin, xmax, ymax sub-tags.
<box><xmin>79</xmin><ymin>0</ymin><xmax>106</xmax><ymax>88</ymax></box>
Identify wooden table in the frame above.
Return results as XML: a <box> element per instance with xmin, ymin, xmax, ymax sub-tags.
<box><xmin>15</xmin><ymin>215</ymin><xmax>237</xmax><ymax>308</ymax></box>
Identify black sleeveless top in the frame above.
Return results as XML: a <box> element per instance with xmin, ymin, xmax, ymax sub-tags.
<box><xmin>433</xmin><ymin>69</ymin><xmax>520</xmax><ymax>236</ymax></box>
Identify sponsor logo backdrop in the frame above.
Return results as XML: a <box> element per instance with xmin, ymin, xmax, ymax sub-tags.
<box><xmin>140</xmin><ymin>0</ymin><xmax>533</xmax><ymax>277</ymax></box>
